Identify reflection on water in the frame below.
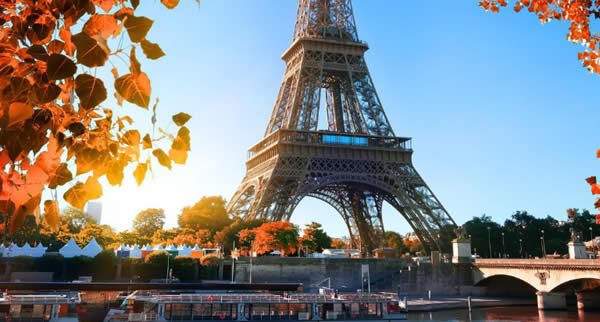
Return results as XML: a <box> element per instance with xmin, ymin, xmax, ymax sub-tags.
<box><xmin>406</xmin><ymin>306</ymin><xmax>600</xmax><ymax>321</ymax></box>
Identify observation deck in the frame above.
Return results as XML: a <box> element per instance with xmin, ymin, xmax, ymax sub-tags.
<box><xmin>246</xmin><ymin>130</ymin><xmax>413</xmax><ymax>171</ymax></box>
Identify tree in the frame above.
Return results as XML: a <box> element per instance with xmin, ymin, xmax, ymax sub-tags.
<box><xmin>151</xmin><ymin>228</ymin><xmax>179</xmax><ymax>246</ymax></box>
<box><xmin>133</xmin><ymin>208</ymin><xmax>165</xmax><ymax>239</ymax></box>
<box><xmin>214</xmin><ymin>218</ymin><xmax>265</xmax><ymax>254</ymax></box>
<box><xmin>242</xmin><ymin>221</ymin><xmax>299</xmax><ymax>256</ymax></box>
<box><xmin>62</xmin><ymin>207</ymin><xmax>97</xmax><ymax>234</ymax></box>
<box><xmin>178</xmin><ymin>197</ymin><xmax>232</xmax><ymax>233</ymax></box>
<box><xmin>118</xmin><ymin>230</ymin><xmax>150</xmax><ymax>247</ymax></box>
<box><xmin>299</xmin><ymin>222</ymin><xmax>331</xmax><ymax>253</ymax></box>
<box><xmin>385</xmin><ymin>231</ymin><xmax>409</xmax><ymax>253</ymax></box>
<box><xmin>76</xmin><ymin>224</ymin><xmax>117</xmax><ymax>248</ymax></box>
<box><xmin>172</xmin><ymin>228</ymin><xmax>213</xmax><ymax>248</ymax></box>
<box><xmin>0</xmin><ymin>0</ymin><xmax>193</xmax><ymax>235</ymax></box>
<box><xmin>331</xmin><ymin>239</ymin><xmax>349</xmax><ymax>249</ymax></box>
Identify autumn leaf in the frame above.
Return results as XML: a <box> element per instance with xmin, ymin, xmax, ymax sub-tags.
<box><xmin>33</xmin><ymin>84</ymin><xmax>61</xmax><ymax>104</ymax></box>
<box><xmin>172</xmin><ymin>112</ymin><xmax>191</xmax><ymax>126</ymax></box>
<box><xmin>92</xmin><ymin>0</ymin><xmax>114</xmax><ymax>13</ymax></box>
<box><xmin>107</xmin><ymin>160</ymin><xmax>124</xmax><ymax>185</ymax></box>
<box><xmin>587</xmin><ymin>176</ymin><xmax>597</xmax><ymax>185</ymax></box>
<box><xmin>83</xmin><ymin>14</ymin><xmax>117</xmax><ymax>40</ymax></box>
<box><xmin>27</xmin><ymin>45</ymin><xmax>49</xmax><ymax>61</ymax></box>
<box><xmin>124</xmin><ymin>16</ymin><xmax>154</xmax><ymax>43</ymax></box>
<box><xmin>114</xmin><ymin>72</ymin><xmax>151</xmax><ymax>108</ymax></box>
<box><xmin>8</xmin><ymin>102</ymin><xmax>34</xmax><ymax>127</ymax></box>
<box><xmin>75</xmin><ymin>74</ymin><xmax>107</xmax><ymax>109</ymax></box>
<box><xmin>64</xmin><ymin>182</ymin><xmax>88</xmax><ymax>209</ymax></box>
<box><xmin>133</xmin><ymin>162</ymin><xmax>147</xmax><ymax>186</ymax></box>
<box><xmin>46</xmin><ymin>54</ymin><xmax>77</xmax><ymax>80</ymax></box>
<box><xmin>123</xmin><ymin>129</ymin><xmax>141</xmax><ymax>145</ymax></box>
<box><xmin>72</xmin><ymin>32</ymin><xmax>108</xmax><ymax>68</ymax></box>
<box><xmin>161</xmin><ymin>0</ymin><xmax>180</xmax><ymax>9</ymax></box>
<box><xmin>169</xmin><ymin>148</ymin><xmax>188</xmax><ymax>164</ymax></box>
<box><xmin>592</xmin><ymin>184</ymin><xmax>600</xmax><ymax>195</ymax></box>
<box><xmin>10</xmin><ymin>194</ymin><xmax>41</xmax><ymax>234</ymax></box>
<box><xmin>68</xmin><ymin>122</ymin><xmax>86</xmax><ymax>136</ymax></box>
<box><xmin>47</xmin><ymin>40</ymin><xmax>65</xmax><ymax>54</ymax></box>
<box><xmin>152</xmin><ymin>149</ymin><xmax>171</xmax><ymax>169</ymax></box>
<box><xmin>43</xmin><ymin>200</ymin><xmax>59</xmax><ymax>231</ymax></box>
<box><xmin>139</xmin><ymin>40</ymin><xmax>165</xmax><ymax>60</ymax></box>
<box><xmin>142</xmin><ymin>134</ymin><xmax>152</xmax><ymax>149</ymax></box>
<box><xmin>48</xmin><ymin>163</ymin><xmax>72</xmax><ymax>189</ymax></box>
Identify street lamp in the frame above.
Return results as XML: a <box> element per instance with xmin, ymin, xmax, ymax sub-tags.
<box><xmin>589</xmin><ymin>226</ymin><xmax>593</xmax><ymax>241</ymax></box>
<box><xmin>501</xmin><ymin>232</ymin><xmax>505</xmax><ymax>258</ymax></box>
<box><xmin>519</xmin><ymin>239</ymin><xmax>523</xmax><ymax>258</ymax></box>
<box><xmin>487</xmin><ymin>227</ymin><xmax>492</xmax><ymax>258</ymax></box>
<box><xmin>540</xmin><ymin>230</ymin><xmax>546</xmax><ymax>258</ymax></box>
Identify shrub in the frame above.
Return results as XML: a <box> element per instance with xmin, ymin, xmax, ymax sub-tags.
<box><xmin>34</xmin><ymin>253</ymin><xmax>64</xmax><ymax>279</ymax></box>
<box><xmin>140</xmin><ymin>250</ymin><xmax>172</xmax><ymax>281</ymax></box>
<box><xmin>121</xmin><ymin>258</ymin><xmax>142</xmax><ymax>279</ymax></box>
<box><xmin>10</xmin><ymin>256</ymin><xmax>34</xmax><ymax>272</ymax></box>
<box><xmin>92</xmin><ymin>249</ymin><xmax>117</xmax><ymax>281</ymax></box>
<box><xmin>66</xmin><ymin>256</ymin><xmax>93</xmax><ymax>280</ymax></box>
<box><xmin>173</xmin><ymin>256</ymin><xmax>196</xmax><ymax>282</ymax></box>
<box><xmin>200</xmin><ymin>253</ymin><xmax>219</xmax><ymax>266</ymax></box>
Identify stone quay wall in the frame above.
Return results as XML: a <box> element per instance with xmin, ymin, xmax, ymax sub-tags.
<box><xmin>225</xmin><ymin>257</ymin><xmax>477</xmax><ymax>295</ymax></box>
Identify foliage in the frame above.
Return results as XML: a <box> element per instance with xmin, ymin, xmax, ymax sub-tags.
<box><xmin>200</xmin><ymin>253</ymin><xmax>219</xmax><ymax>266</ymax></box>
<box><xmin>214</xmin><ymin>218</ymin><xmax>265</xmax><ymax>254</ymax></box>
<box><xmin>403</xmin><ymin>236</ymin><xmax>424</xmax><ymax>254</ymax></box>
<box><xmin>299</xmin><ymin>222</ymin><xmax>331</xmax><ymax>253</ymax></box>
<box><xmin>76</xmin><ymin>223</ymin><xmax>116</xmax><ymax>248</ymax></box>
<box><xmin>65</xmin><ymin>255</ymin><xmax>93</xmax><ymax>280</ymax></box>
<box><xmin>0</xmin><ymin>0</ymin><xmax>193</xmax><ymax>235</ymax></box>
<box><xmin>330</xmin><ymin>239</ymin><xmax>349</xmax><ymax>249</ymax></box>
<box><xmin>151</xmin><ymin>228</ymin><xmax>178</xmax><ymax>246</ymax></box>
<box><xmin>34</xmin><ymin>253</ymin><xmax>64</xmax><ymax>278</ymax></box>
<box><xmin>173</xmin><ymin>256</ymin><xmax>196</xmax><ymax>281</ymax></box>
<box><xmin>171</xmin><ymin>228</ymin><xmax>213</xmax><ymax>247</ymax></box>
<box><xmin>117</xmin><ymin>229</ymin><xmax>149</xmax><ymax>248</ymax></box>
<box><xmin>133</xmin><ymin>208</ymin><xmax>165</xmax><ymax>239</ymax></box>
<box><xmin>239</xmin><ymin>221</ymin><xmax>299</xmax><ymax>256</ymax></box>
<box><xmin>178</xmin><ymin>197</ymin><xmax>231</xmax><ymax>233</ymax></box>
<box><xmin>140</xmin><ymin>250</ymin><xmax>172</xmax><ymax>281</ymax></box>
<box><xmin>384</xmin><ymin>231</ymin><xmax>410</xmax><ymax>253</ymax></box>
<box><xmin>10</xmin><ymin>255</ymin><xmax>34</xmax><ymax>272</ymax></box>
<box><xmin>91</xmin><ymin>249</ymin><xmax>117</xmax><ymax>280</ymax></box>
<box><xmin>62</xmin><ymin>207</ymin><xmax>97</xmax><ymax>234</ymax></box>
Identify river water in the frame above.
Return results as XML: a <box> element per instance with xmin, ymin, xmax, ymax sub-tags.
<box><xmin>406</xmin><ymin>306</ymin><xmax>600</xmax><ymax>321</ymax></box>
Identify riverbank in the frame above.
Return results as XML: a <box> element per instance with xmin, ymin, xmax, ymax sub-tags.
<box><xmin>401</xmin><ymin>296</ymin><xmax>536</xmax><ymax>312</ymax></box>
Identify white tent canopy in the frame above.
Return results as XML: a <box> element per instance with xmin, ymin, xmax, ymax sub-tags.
<box><xmin>59</xmin><ymin>238</ymin><xmax>82</xmax><ymax>258</ymax></box>
<box><xmin>129</xmin><ymin>244</ymin><xmax>141</xmax><ymax>258</ymax></box>
<box><xmin>81</xmin><ymin>238</ymin><xmax>102</xmax><ymax>257</ymax></box>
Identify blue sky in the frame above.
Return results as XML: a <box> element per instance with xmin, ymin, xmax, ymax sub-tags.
<box><xmin>78</xmin><ymin>1</ymin><xmax>600</xmax><ymax>237</ymax></box>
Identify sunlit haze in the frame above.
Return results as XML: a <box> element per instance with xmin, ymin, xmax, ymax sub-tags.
<box><xmin>50</xmin><ymin>1</ymin><xmax>600</xmax><ymax>237</ymax></box>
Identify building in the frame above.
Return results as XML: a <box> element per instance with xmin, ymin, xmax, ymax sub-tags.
<box><xmin>86</xmin><ymin>201</ymin><xmax>102</xmax><ymax>224</ymax></box>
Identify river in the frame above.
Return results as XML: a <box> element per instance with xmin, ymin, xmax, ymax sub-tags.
<box><xmin>406</xmin><ymin>306</ymin><xmax>600</xmax><ymax>321</ymax></box>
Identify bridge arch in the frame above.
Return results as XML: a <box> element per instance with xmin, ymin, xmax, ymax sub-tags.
<box><xmin>549</xmin><ymin>277</ymin><xmax>600</xmax><ymax>293</ymax></box>
<box><xmin>474</xmin><ymin>274</ymin><xmax>538</xmax><ymax>296</ymax></box>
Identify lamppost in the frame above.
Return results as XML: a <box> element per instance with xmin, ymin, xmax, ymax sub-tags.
<box><xmin>540</xmin><ymin>230</ymin><xmax>546</xmax><ymax>258</ymax></box>
<box><xmin>519</xmin><ymin>239</ymin><xmax>523</xmax><ymax>258</ymax></box>
<box><xmin>501</xmin><ymin>232</ymin><xmax>505</xmax><ymax>258</ymax></box>
<box><xmin>487</xmin><ymin>227</ymin><xmax>492</xmax><ymax>258</ymax></box>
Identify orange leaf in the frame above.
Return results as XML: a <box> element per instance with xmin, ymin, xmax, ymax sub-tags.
<box><xmin>46</xmin><ymin>54</ymin><xmax>77</xmax><ymax>80</ymax></box>
<box><xmin>587</xmin><ymin>176</ymin><xmax>597</xmax><ymax>185</ymax></box>
<box><xmin>168</xmin><ymin>148</ymin><xmax>187</xmax><ymax>165</ymax></box>
<box><xmin>43</xmin><ymin>200</ymin><xmax>59</xmax><ymax>231</ymax></box>
<box><xmin>92</xmin><ymin>0</ymin><xmax>114</xmax><ymax>13</ymax></box>
<box><xmin>72</xmin><ymin>32</ymin><xmax>108</xmax><ymax>68</ymax></box>
<box><xmin>133</xmin><ymin>162</ymin><xmax>147</xmax><ymax>186</ymax></box>
<box><xmin>114</xmin><ymin>72</ymin><xmax>151</xmax><ymax>108</ymax></box>
<box><xmin>161</xmin><ymin>0</ymin><xmax>180</xmax><ymax>9</ymax></box>
<box><xmin>124</xmin><ymin>16</ymin><xmax>154</xmax><ymax>43</ymax></box>
<box><xmin>152</xmin><ymin>149</ymin><xmax>171</xmax><ymax>169</ymax></box>
<box><xmin>8</xmin><ymin>102</ymin><xmax>33</xmax><ymax>127</ymax></box>
<box><xmin>10</xmin><ymin>194</ymin><xmax>41</xmax><ymax>235</ymax></box>
<box><xmin>592</xmin><ymin>184</ymin><xmax>600</xmax><ymax>195</ymax></box>
<box><xmin>83</xmin><ymin>14</ymin><xmax>117</xmax><ymax>40</ymax></box>
<box><xmin>75</xmin><ymin>74</ymin><xmax>107</xmax><ymax>109</ymax></box>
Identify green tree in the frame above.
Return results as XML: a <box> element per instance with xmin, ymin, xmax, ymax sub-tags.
<box><xmin>385</xmin><ymin>231</ymin><xmax>408</xmax><ymax>253</ymax></box>
<box><xmin>300</xmin><ymin>222</ymin><xmax>332</xmax><ymax>253</ymax></box>
<box><xmin>62</xmin><ymin>207</ymin><xmax>97</xmax><ymax>234</ymax></box>
<box><xmin>133</xmin><ymin>208</ymin><xmax>166</xmax><ymax>239</ymax></box>
<box><xmin>178</xmin><ymin>197</ymin><xmax>231</xmax><ymax>233</ymax></box>
<box><xmin>77</xmin><ymin>224</ymin><xmax>117</xmax><ymax>248</ymax></box>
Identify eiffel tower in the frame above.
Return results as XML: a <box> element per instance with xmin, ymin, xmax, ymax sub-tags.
<box><xmin>228</xmin><ymin>0</ymin><xmax>457</xmax><ymax>255</ymax></box>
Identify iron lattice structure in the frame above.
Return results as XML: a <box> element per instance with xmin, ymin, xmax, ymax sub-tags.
<box><xmin>228</xmin><ymin>0</ymin><xmax>457</xmax><ymax>255</ymax></box>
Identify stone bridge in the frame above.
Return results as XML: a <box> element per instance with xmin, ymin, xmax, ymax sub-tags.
<box><xmin>473</xmin><ymin>259</ymin><xmax>600</xmax><ymax>309</ymax></box>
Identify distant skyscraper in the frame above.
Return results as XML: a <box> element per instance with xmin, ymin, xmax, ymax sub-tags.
<box><xmin>86</xmin><ymin>202</ymin><xmax>103</xmax><ymax>224</ymax></box>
